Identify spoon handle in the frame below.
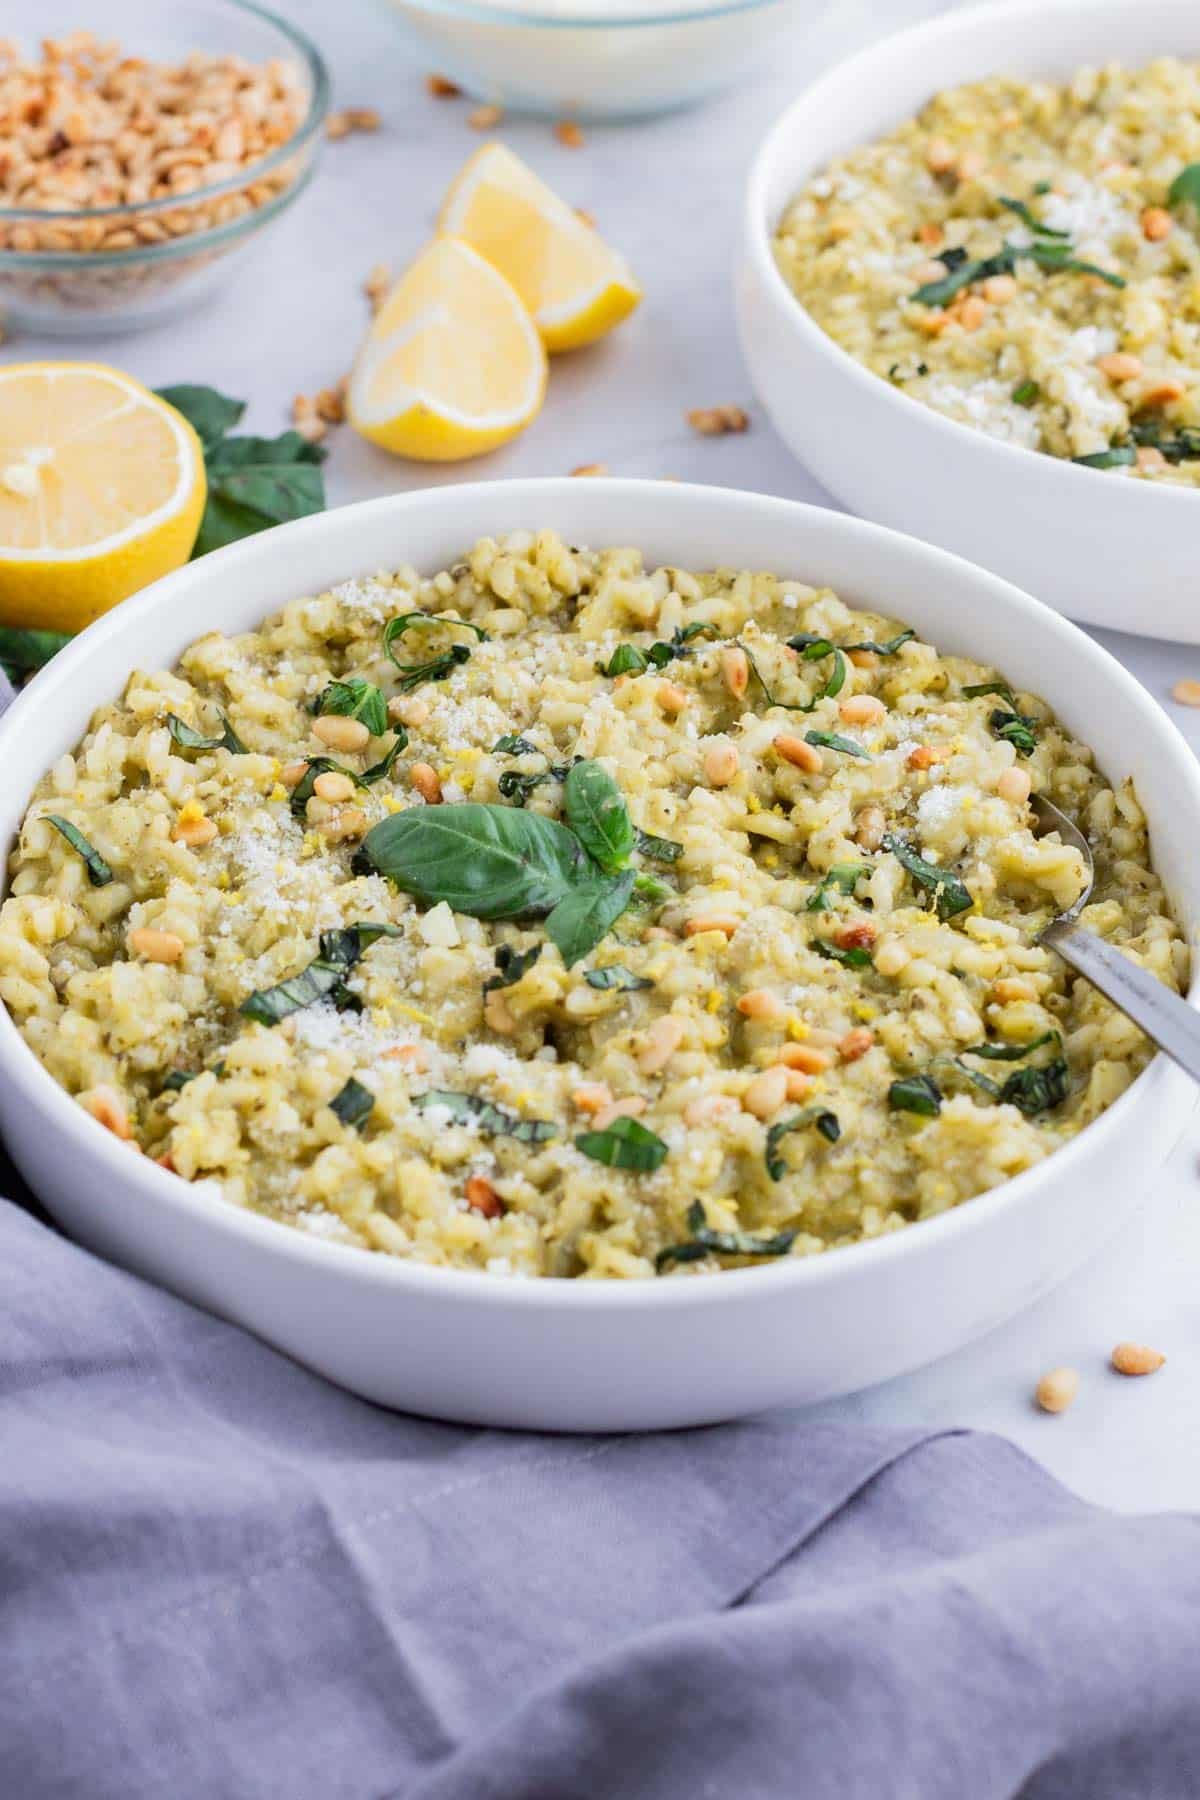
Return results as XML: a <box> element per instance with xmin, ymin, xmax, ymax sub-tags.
<box><xmin>1041</xmin><ymin>919</ymin><xmax>1200</xmax><ymax>1084</ymax></box>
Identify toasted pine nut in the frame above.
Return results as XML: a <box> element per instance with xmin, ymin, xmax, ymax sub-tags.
<box><xmin>997</xmin><ymin>767</ymin><xmax>1032</xmax><ymax>804</ymax></box>
<box><xmin>484</xmin><ymin>989</ymin><xmax>515</xmax><ymax>1034</ymax></box>
<box><xmin>410</xmin><ymin>762</ymin><xmax>443</xmax><ymax>804</ymax></box>
<box><xmin>83</xmin><ymin>1084</ymin><xmax>132</xmax><ymax>1140</ymax></box>
<box><xmin>703</xmin><ymin>741</ymin><xmax>740</xmax><ymax>787</ymax></box>
<box><xmin>722</xmin><ymin>646</ymin><xmax>749</xmax><ymax>699</ymax></box>
<box><xmin>172</xmin><ymin>815</ymin><xmax>218</xmax><ymax>847</ymax></box>
<box><xmin>469</xmin><ymin>103</ymin><xmax>504</xmax><ymax>129</ymax></box>
<box><xmin>1141</xmin><ymin>380</ymin><xmax>1186</xmax><ymax>409</ymax></box>
<box><xmin>743</xmin><ymin>1064</ymin><xmax>789</xmax><ymax>1120</ymax></box>
<box><xmin>913</xmin><ymin>258</ymin><xmax>948</xmax><ymax>284</ymax></box>
<box><xmin>925</xmin><ymin>137</ymin><xmax>956</xmax><ymax>174</ymax></box>
<box><xmin>657</xmin><ymin>681</ymin><xmax>689</xmax><ymax>715</ymax></box>
<box><xmin>313</xmin><ymin>771</ymin><xmax>357</xmax><ymax>802</ymax></box>
<box><xmin>1141</xmin><ymin>206</ymin><xmax>1173</xmax><ymax>241</ymax></box>
<box><xmin>991</xmin><ymin>977</ymin><xmax>1036</xmax><ymax>1004</ymax></box>
<box><xmin>1111</xmin><ymin>1341</ymin><xmax>1166</xmax><ymax>1377</ymax></box>
<box><xmin>572</xmin><ymin>1083</ymin><xmax>613</xmax><ymax>1114</ymax></box>
<box><xmin>956</xmin><ymin>149</ymin><xmax>985</xmax><ymax>182</ymax></box>
<box><xmin>684</xmin><ymin>914</ymin><xmax>740</xmax><ymax>938</ymax></box>
<box><xmin>838</xmin><ymin>693</ymin><xmax>886</xmax><ymax>725</ymax></box>
<box><xmin>571</xmin><ymin>463</ymin><xmax>609</xmax><ymax>477</ymax></box>
<box><xmin>907</xmin><ymin>743</ymin><xmax>953</xmax><ymax>770</ymax></box>
<box><xmin>313</xmin><ymin>714</ymin><xmax>370</xmax><ymax>753</ymax></box>
<box><xmin>281</xmin><ymin>760</ymin><xmax>309</xmax><ymax>788</ymax></box>
<box><xmin>916</xmin><ymin>309</ymin><xmax>949</xmax><ymax>337</ymax></box>
<box><xmin>855</xmin><ymin>804</ymin><xmax>886</xmax><ymax>851</ymax></box>
<box><xmin>839</xmin><ymin>1026</ymin><xmax>875</xmax><ymax>1062</ymax></box>
<box><xmin>777</xmin><ymin>1043</ymin><xmax>832</xmax><ymax>1074</ymax></box>
<box><xmin>390</xmin><ymin>696</ymin><xmax>430</xmax><ymax>727</ymax></box>
<box><xmin>1096</xmin><ymin>351</ymin><xmax>1143</xmax><ymax>382</ymax></box>
<box><xmin>982</xmin><ymin>273</ymin><xmax>1017</xmax><ymax>303</ymax></box>
<box><xmin>835</xmin><ymin>921</ymin><xmax>876</xmax><ymax>951</ymax></box>
<box><xmin>847</xmin><ymin>648</ymin><xmax>879</xmax><ymax>670</ymax></box>
<box><xmin>784</xmin><ymin>1070</ymin><xmax>812</xmax><ymax>1102</ymax></box>
<box><xmin>465</xmin><ymin>1175</ymin><xmax>502</xmax><ymax>1218</ymax></box>
<box><xmin>382</xmin><ymin>1044</ymin><xmax>427</xmax><ymax>1070</ymax></box>
<box><xmin>956</xmin><ymin>294</ymin><xmax>988</xmax><ymax>331</ymax></box>
<box><xmin>593</xmin><ymin>1095</ymin><xmax>647</xmax><ymax>1131</ymax></box>
<box><xmin>554</xmin><ymin>119</ymin><xmax>584</xmax><ymax>148</ymax></box>
<box><xmin>637</xmin><ymin>1014</ymin><xmax>686</xmax><ymax>1074</ymax></box>
<box><xmin>774</xmin><ymin>733</ymin><xmax>823</xmax><ymax>773</ymax></box>
<box><xmin>736</xmin><ymin>987</ymin><xmax>786</xmax><ymax>1022</ymax></box>
<box><xmin>426</xmin><ymin>72</ymin><xmax>462</xmax><ymax>97</ymax></box>
<box><xmin>324</xmin><ymin>807</ymin><xmax>368</xmax><ymax>843</ymax></box>
<box><xmin>1171</xmin><ymin>679</ymin><xmax>1200</xmax><ymax>707</ymax></box>
<box><xmin>917</xmin><ymin>221</ymin><xmax>944</xmax><ymax>247</ymax></box>
<box><xmin>127</xmin><ymin>926</ymin><xmax>185</xmax><ymax>964</ymax></box>
<box><xmin>1137</xmin><ymin>446</ymin><xmax>1168</xmax><ymax>471</ymax></box>
<box><xmin>1035</xmin><ymin>1367</ymin><xmax>1079</xmax><ymax>1414</ymax></box>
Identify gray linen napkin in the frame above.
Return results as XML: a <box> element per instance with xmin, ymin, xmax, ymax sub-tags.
<box><xmin>2</xmin><ymin>1158</ymin><xmax>1199</xmax><ymax>1800</ymax></box>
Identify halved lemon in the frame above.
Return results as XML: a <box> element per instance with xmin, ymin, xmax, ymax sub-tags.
<box><xmin>0</xmin><ymin>363</ymin><xmax>206</xmax><ymax>634</ymax></box>
<box><xmin>438</xmin><ymin>143</ymin><xmax>642</xmax><ymax>354</ymax></box>
<box><xmin>348</xmin><ymin>236</ymin><xmax>547</xmax><ymax>461</ymax></box>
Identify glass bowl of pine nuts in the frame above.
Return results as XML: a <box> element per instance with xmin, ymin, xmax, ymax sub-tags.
<box><xmin>0</xmin><ymin>0</ymin><xmax>329</xmax><ymax>334</ymax></box>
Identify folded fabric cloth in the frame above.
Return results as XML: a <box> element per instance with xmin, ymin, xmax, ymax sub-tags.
<box><xmin>2</xmin><ymin>1153</ymin><xmax>1199</xmax><ymax>1800</ymax></box>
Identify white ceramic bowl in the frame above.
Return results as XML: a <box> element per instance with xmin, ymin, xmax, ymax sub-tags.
<box><xmin>1</xmin><ymin>480</ymin><xmax>1196</xmax><ymax>1431</ymax></box>
<box><xmin>737</xmin><ymin>0</ymin><xmax>1200</xmax><ymax>644</ymax></box>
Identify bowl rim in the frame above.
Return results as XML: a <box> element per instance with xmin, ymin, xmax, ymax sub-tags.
<box><xmin>2</xmin><ymin>477</ymin><xmax>1197</xmax><ymax>1311</ymax></box>
<box><xmin>384</xmin><ymin>0</ymin><xmax>789</xmax><ymax>30</ymax></box>
<box><xmin>742</xmin><ymin>0</ymin><xmax>1200</xmax><ymax>515</ymax></box>
<box><xmin>0</xmin><ymin>0</ymin><xmax>330</xmax><ymax>230</ymax></box>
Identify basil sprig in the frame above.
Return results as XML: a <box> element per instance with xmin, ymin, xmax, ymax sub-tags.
<box><xmin>47</xmin><ymin>815</ymin><xmax>112</xmax><ymax>886</ymax></box>
<box><xmin>384</xmin><ymin>612</ymin><xmax>488</xmax><ymax>692</ymax></box>
<box><xmin>330</xmin><ymin>1077</ymin><xmax>374</xmax><ymax>1131</ymax></box>
<box><xmin>656</xmin><ymin>1200</ymin><xmax>797</xmax><ymax>1270</ymax></box>
<box><xmin>316</xmin><ymin>677</ymin><xmax>388</xmax><ymax>737</ymax></box>
<box><xmin>882</xmin><ymin>833</ymin><xmax>972</xmax><ymax>921</ymax></box>
<box><xmin>166</xmin><ymin>712</ymin><xmax>247</xmax><ymax>755</ymax></box>
<box><xmin>240</xmin><ymin>922</ymin><xmax>400</xmax><ymax>1025</ymax></box>
<box><xmin>765</xmin><ymin>1107</ymin><xmax>840</xmax><ymax>1181</ymax></box>
<box><xmin>806</xmin><ymin>864</ymin><xmax>871</xmax><ymax>912</ymax></box>
<box><xmin>414</xmin><ymin>1089</ymin><xmax>557</xmax><ymax>1143</ymax></box>
<box><xmin>575</xmin><ymin>1115</ymin><xmax>669</xmax><ymax>1172</ymax></box>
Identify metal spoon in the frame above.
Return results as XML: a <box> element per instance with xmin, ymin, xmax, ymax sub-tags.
<box><xmin>1030</xmin><ymin>793</ymin><xmax>1200</xmax><ymax>1080</ymax></box>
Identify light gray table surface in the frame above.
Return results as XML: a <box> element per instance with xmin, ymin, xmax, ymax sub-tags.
<box><xmin>6</xmin><ymin>0</ymin><xmax>1200</xmax><ymax>1513</ymax></box>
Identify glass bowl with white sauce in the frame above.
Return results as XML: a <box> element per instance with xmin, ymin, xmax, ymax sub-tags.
<box><xmin>378</xmin><ymin>0</ymin><xmax>816</xmax><ymax>120</ymax></box>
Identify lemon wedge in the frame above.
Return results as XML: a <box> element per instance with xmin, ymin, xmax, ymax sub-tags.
<box><xmin>348</xmin><ymin>237</ymin><xmax>548</xmax><ymax>462</ymax></box>
<box><xmin>438</xmin><ymin>143</ymin><xmax>642</xmax><ymax>353</ymax></box>
<box><xmin>0</xmin><ymin>363</ymin><xmax>206</xmax><ymax>634</ymax></box>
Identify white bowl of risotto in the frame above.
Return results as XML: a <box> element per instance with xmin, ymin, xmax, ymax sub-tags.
<box><xmin>738</xmin><ymin>0</ymin><xmax>1200</xmax><ymax>643</ymax></box>
<box><xmin>0</xmin><ymin>479</ymin><xmax>1197</xmax><ymax>1430</ymax></box>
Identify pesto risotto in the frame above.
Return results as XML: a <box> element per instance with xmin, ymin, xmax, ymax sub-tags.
<box><xmin>773</xmin><ymin>58</ymin><xmax>1200</xmax><ymax>481</ymax></box>
<box><xmin>0</xmin><ymin>531</ymin><xmax>1185</xmax><ymax>1278</ymax></box>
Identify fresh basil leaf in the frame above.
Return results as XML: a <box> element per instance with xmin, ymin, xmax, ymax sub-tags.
<box><xmin>806</xmin><ymin>863</ymin><xmax>871</xmax><ymax>912</ymax></box>
<box><xmin>47</xmin><ymin>815</ymin><xmax>112</xmax><ymax>886</ymax></box>
<box><xmin>812</xmin><ymin>938</ymin><xmax>873</xmax><ymax>968</ymax></box>
<box><xmin>483</xmin><ymin>943</ymin><xmax>542</xmax><ymax>992</ymax></box>
<box><xmin>804</xmin><ymin>728</ymin><xmax>871</xmax><ymax>760</ymax></box>
<box><xmin>962</xmin><ymin>1030</ymin><xmax>1058</xmax><ymax>1063</ymax></box>
<box><xmin>1168</xmin><ymin>162</ymin><xmax>1200</xmax><ymax>215</ymax></box>
<box><xmin>330</xmin><ymin>1076</ymin><xmax>374</xmax><ymax>1131</ymax></box>
<box><xmin>318</xmin><ymin>922</ymin><xmax>402</xmax><ymax>963</ymax></box>
<box><xmin>166</xmin><ymin>711</ymin><xmax>247</xmax><ymax>755</ymax></box>
<box><xmin>575</xmin><ymin>1114</ymin><xmax>668</xmax><ymax>1172</ymax></box>
<box><xmin>564</xmin><ymin>761</ymin><xmax>636</xmax><ymax>874</ymax></box>
<box><xmin>155</xmin><ymin>383</ymin><xmax>245</xmax><ymax>449</ymax></box>
<box><xmin>634</xmin><ymin>828</ymin><xmax>683</xmax><ymax>864</ymax></box>
<box><xmin>765</xmin><ymin>1107</ymin><xmax>841</xmax><ymax>1180</ymax></box>
<box><xmin>999</xmin><ymin>1059</ymin><xmax>1070</xmax><ymax>1116</ymax></box>
<box><xmin>316</xmin><ymin>677</ymin><xmax>388</xmax><ymax>737</ymax></box>
<box><xmin>889</xmin><ymin>1074</ymin><xmax>942</xmax><ymax>1117</ymax></box>
<box><xmin>882</xmin><ymin>833</ymin><xmax>972</xmax><ymax>921</ymax></box>
<box><xmin>362</xmin><ymin>803</ymin><xmax>586</xmax><ymax>919</ymax></box>
<box><xmin>597</xmin><ymin>643</ymin><xmax>650</xmax><ymax>677</ymax></box>
<box><xmin>414</xmin><ymin>1089</ymin><xmax>556</xmax><ymax>1143</ymax></box>
<box><xmin>492</xmin><ymin>734</ymin><xmax>539</xmax><ymax>755</ymax></box>
<box><xmin>997</xmin><ymin>195</ymin><xmax>1069</xmax><ymax>238</ymax></box>
<box><xmin>1072</xmin><ymin>446</ymin><xmax>1138</xmax><ymax>469</ymax></box>
<box><xmin>160</xmin><ymin>1058</ymin><xmax>225</xmax><ymax>1095</ymax></box>
<box><xmin>583</xmin><ymin>964</ymin><xmax>654</xmax><ymax>991</ymax></box>
<box><xmin>963</xmin><ymin>681</ymin><xmax>1017</xmax><ymax>703</ymax></box>
<box><xmin>545</xmin><ymin>870</ymin><xmax>635</xmax><ymax>967</ymax></box>
<box><xmin>1012</xmin><ymin>379</ymin><xmax>1040</xmax><ymax>407</ymax></box>
<box><xmin>0</xmin><ymin>626</ymin><xmax>72</xmax><ymax>681</ymax></box>
<box><xmin>656</xmin><ymin>1198</ymin><xmax>796</xmax><ymax>1270</ymax></box>
<box><xmin>193</xmin><ymin>432</ymin><xmax>326</xmax><ymax>559</ymax></box>
<box><xmin>239</xmin><ymin>922</ymin><xmax>398</xmax><ymax>1025</ymax></box>
<box><xmin>1026</xmin><ymin>241</ymin><xmax>1125</xmax><ymax>285</ymax></box>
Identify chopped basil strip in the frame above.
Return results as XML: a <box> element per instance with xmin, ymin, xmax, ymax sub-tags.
<box><xmin>961</xmin><ymin>1030</ymin><xmax>1058</xmax><ymax>1063</ymax></box>
<box><xmin>765</xmin><ymin>1107</ymin><xmax>841</xmax><ymax>1180</ymax></box>
<box><xmin>998</xmin><ymin>1059</ymin><xmax>1070</xmax><ymax>1116</ymax></box>
<box><xmin>1168</xmin><ymin>163</ymin><xmax>1200</xmax><ymax>215</ymax></box>
<box><xmin>1130</xmin><ymin>421</ymin><xmax>1200</xmax><ymax>465</ymax></box>
<box><xmin>415</xmin><ymin>1089</ymin><xmax>556</xmax><ymax>1143</ymax></box>
<box><xmin>166</xmin><ymin>712</ymin><xmax>246</xmax><ymax>755</ymax></box>
<box><xmin>583</xmin><ymin>964</ymin><xmax>654</xmax><ymax>991</ymax></box>
<box><xmin>1072</xmin><ymin>446</ymin><xmax>1137</xmax><ymax>470</ymax></box>
<box><xmin>656</xmin><ymin>1199</ymin><xmax>797</xmax><ymax>1270</ymax></box>
<box><xmin>1012</xmin><ymin>380</ymin><xmax>1040</xmax><ymax>407</ymax></box>
<box><xmin>806</xmin><ymin>863</ymin><xmax>871</xmax><ymax>912</ymax></box>
<box><xmin>0</xmin><ymin>626</ymin><xmax>71</xmax><ymax>681</ymax></box>
<box><xmin>635</xmin><ymin>828</ymin><xmax>683</xmax><ymax>864</ymax></box>
<box><xmin>564</xmin><ymin>761</ymin><xmax>636</xmax><ymax>874</ymax></box>
<box><xmin>988</xmin><ymin>708</ymin><xmax>1038</xmax><ymax>756</ymax></box>
<box><xmin>383</xmin><ymin>612</ymin><xmax>487</xmax><ymax>692</ymax></box>
<box><xmin>889</xmin><ymin>1074</ymin><xmax>943</xmax><ymax>1117</ymax></box>
<box><xmin>575</xmin><ymin>1114</ymin><xmax>669</xmax><ymax>1172</ymax></box>
<box><xmin>597</xmin><ymin>623</ymin><xmax>719</xmax><ymax>678</ymax></box>
<box><xmin>483</xmin><ymin>943</ymin><xmax>542</xmax><ymax>991</ymax></box>
<box><xmin>492</xmin><ymin>734</ymin><xmax>539</xmax><ymax>755</ymax></box>
<box><xmin>997</xmin><ymin>195</ymin><xmax>1069</xmax><ymax>238</ymax></box>
<box><xmin>330</xmin><ymin>1076</ymin><xmax>374</xmax><ymax>1131</ymax></box>
<box><xmin>498</xmin><ymin>761</ymin><xmax>576</xmax><ymax>805</ymax></box>
<box><xmin>804</xmin><ymin>728</ymin><xmax>871</xmax><ymax>761</ymax></box>
<box><xmin>911</xmin><ymin>240</ymin><xmax>1124</xmax><ymax>306</ymax></box>
<box><xmin>882</xmin><ymin>833</ymin><xmax>972</xmax><ymax>921</ymax></box>
<box><xmin>316</xmin><ymin>677</ymin><xmax>388</xmax><ymax>737</ymax></box>
<box><xmin>239</xmin><ymin>922</ymin><xmax>399</xmax><ymax>1025</ymax></box>
<box><xmin>962</xmin><ymin>681</ymin><xmax>1017</xmax><ymax>702</ymax></box>
<box><xmin>160</xmin><ymin>1058</ymin><xmax>225</xmax><ymax>1095</ymax></box>
<box><xmin>841</xmin><ymin>630</ymin><xmax>915</xmax><ymax>656</ymax></box>
<box><xmin>288</xmin><ymin>734</ymin><xmax>406</xmax><ymax>813</ymax></box>
<box><xmin>812</xmin><ymin>938</ymin><xmax>873</xmax><ymax>968</ymax></box>
<box><xmin>47</xmin><ymin>815</ymin><xmax>112</xmax><ymax>886</ymax></box>
<box><xmin>746</xmin><ymin>637</ymin><xmax>844</xmax><ymax>713</ymax></box>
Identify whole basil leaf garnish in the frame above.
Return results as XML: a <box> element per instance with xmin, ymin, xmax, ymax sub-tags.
<box><xmin>804</xmin><ymin>728</ymin><xmax>871</xmax><ymax>760</ymax></box>
<box><xmin>330</xmin><ymin>1076</ymin><xmax>374</xmax><ymax>1131</ymax></box>
<box><xmin>362</xmin><ymin>803</ymin><xmax>587</xmax><ymax>918</ymax></box>
<box><xmin>882</xmin><ymin>834</ymin><xmax>972</xmax><ymax>921</ymax></box>
<box><xmin>583</xmin><ymin>965</ymin><xmax>654</xmax><ymax>991</ymax></box>
<box><xmin>47</xmin><ymin>815</ymin><xmax>112</xmax><ymax>886</ymax></box>
<box><xmin>166</xmin><ymin>712</ymin><xmax>247</xmax><ymax>755</ymax></box>
<box><xmin>765</xmin><ymin>1107</ymin><xmax>841</xmax><ymax>1181</ymax></box>
<box><xmin>889</xmin><ymin>1075</ymin><xmax>943</xmax><ymax>1117</ymax></box>
<box><xmin>156</xmin><ymin>384</ymin><xmax>245</xmax><ymax>449</ymax></box>
<box><xmin>806</xmin><ymin>864</ymin><xmax>871</xmax><ymax>912</ymax></box>
<box><xmin>564</xmin><ymin>761</ymin><xmax>635</xmax><ymax>874</ymax></box>
<box><xmin>316</xmin><ymin>677</ymin><xmax>388</xmax><ymax>737</ymax></box>
<box><xmin>656</xmin><ymin>1200</ymin><xmax>796</xmax><ymax>1270</ymax></box>
<box><xmin>414</xmin><ymin>1089</ymin><xmax>556</xmax><ymax>1143</ymax></box>
<box><xmin>483</xmin><ymin>943</ymin><xmax>542</xmax><ymax>992</ymax></box>
<box><xmin>546</xmin><ymin>870</ymin><xmax>636</xmax><ymax>967</ymax></box>
<box><xmin>239</xmin><ymin>922</ymin><xmax>399</xmax><ymax>1025</ymax></box>
<box><xmin>193</xmin><ymin>431</ymin><xmax>327</xmax><ymax>559</ymax></box>
<box><xmin>575</xmin><ymin>1114</ymin><xmax>668</xmax><ymax>1172</ymax></box>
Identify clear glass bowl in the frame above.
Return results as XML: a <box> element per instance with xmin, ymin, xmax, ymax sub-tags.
<box><xmin>377</xmin><ymin>0</ymin><xmax>818</xmax><ymax>121</ymax></box>
<box><xmin>0</xmin><ymin>0</ymin><xmax>329</xmax><ymax>335</ymax></box>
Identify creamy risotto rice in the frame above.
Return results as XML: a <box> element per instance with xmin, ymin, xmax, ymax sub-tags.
<box><xmin>0</xmin><ymin>531</ymin><xmax>1185</xmax><ymax>1277</ymax></box>
<box><xmin>774</xmin><ymin>58</ymin><xmax>1200</xmax><ymax>482</ymax></box>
